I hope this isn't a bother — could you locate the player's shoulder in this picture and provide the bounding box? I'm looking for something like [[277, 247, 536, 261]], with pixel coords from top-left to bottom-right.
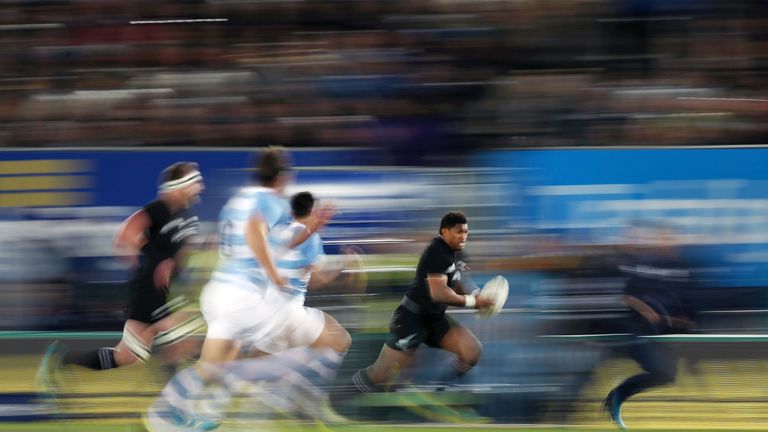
[[226, 187, 278, 211], [251, 187, 290, 211], [143, 199, 170, 221], [423, 236, 450, 255], [143, 199, 165, 212], [418, 237, 452, 268], [288, 221, 322, 246]]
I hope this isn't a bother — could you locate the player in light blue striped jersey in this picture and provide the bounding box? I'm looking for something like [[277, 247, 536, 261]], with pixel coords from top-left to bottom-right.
[[150, 148, 349, 431], [273, 191, 326, 299]]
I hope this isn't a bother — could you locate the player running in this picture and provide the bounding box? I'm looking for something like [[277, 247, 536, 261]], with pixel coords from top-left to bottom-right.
[[38, 162, 205, 390], [151, 149, 347, 430], [345, 211, 494, 421]]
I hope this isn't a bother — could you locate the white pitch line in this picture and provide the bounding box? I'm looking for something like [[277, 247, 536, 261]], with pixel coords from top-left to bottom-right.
[[130, 18, 228, 25], [677, 97, 768, 102]]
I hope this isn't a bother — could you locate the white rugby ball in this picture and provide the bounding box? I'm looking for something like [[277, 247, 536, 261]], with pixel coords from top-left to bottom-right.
[[476, 275, 509, 319]]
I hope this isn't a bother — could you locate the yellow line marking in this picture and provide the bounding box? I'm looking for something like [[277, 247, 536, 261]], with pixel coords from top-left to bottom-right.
[[0, 159, 91, 175], [0, 191, 90, 207], [0, 175, 91, 191]]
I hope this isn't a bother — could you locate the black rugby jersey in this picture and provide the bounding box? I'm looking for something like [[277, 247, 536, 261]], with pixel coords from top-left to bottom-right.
[[620, 254, 692, 324], [134, 200, 198, 284], [405, 236, 468, 317]]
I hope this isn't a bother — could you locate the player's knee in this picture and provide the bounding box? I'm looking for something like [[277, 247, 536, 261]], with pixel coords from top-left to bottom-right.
[[319, 315, 352, 353], [644, 356, 677, 384], [333, 327, 352, 353], [123, 328, 152, 364], [458, 339, 483, 366], [154, 315, 206, 350], [656, 366, 677, 385], [114, 347, 146, 366]]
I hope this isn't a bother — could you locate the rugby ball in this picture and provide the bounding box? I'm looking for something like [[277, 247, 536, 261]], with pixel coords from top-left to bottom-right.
[[476, 275, 509, 319]]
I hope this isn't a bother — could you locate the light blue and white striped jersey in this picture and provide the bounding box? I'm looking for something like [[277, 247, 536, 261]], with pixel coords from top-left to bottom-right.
[[213, 186, 291, 290], [274, 221, 325, 300]]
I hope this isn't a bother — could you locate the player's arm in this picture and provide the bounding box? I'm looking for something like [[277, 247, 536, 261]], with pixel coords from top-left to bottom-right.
[[113, 209, 151, 267], [154, 244, 194, 290], [307, 250, 344, 288], [427, 274, 493, 309], [668, 315, 694, 330], [622, 294, 662, 325], [245, 215, 284, 287], [287, 203, 336, 249], [308, 264, 338, 289], [308, 245, 364, 291], [454, 274, 480, 296]]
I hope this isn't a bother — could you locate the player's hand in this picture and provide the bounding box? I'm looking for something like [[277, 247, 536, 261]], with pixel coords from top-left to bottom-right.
[[154, 258, 176, 293], [641, 309, 662, 325], [341, 245, 363, 267], [669, 316, 694, 331], [474, 295, 495, 310], [307, 202, 337, 234], [120, 254, 140, 269], [269, 273, 288, 291]]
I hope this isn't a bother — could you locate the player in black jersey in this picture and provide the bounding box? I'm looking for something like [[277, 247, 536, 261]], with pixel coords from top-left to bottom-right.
[[38, 162, 205, 378], [350, 211, 493, 397], [603, 222, 695, 430]]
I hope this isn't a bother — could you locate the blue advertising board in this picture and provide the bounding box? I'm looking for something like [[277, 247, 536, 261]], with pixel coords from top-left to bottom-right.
[[0, 148, 382, 222], [477, 147, 768, 288]]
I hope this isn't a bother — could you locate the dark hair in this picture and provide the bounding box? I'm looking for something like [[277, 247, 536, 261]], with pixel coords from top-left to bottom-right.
[[439, 211, 467, 233], [253, 146, 293, 185], [291, 191, 315, 218], [158, 161, 199, 186]]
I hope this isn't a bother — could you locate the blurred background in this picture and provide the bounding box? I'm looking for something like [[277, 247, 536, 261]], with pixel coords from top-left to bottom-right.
[[1, 0, 768, 430]]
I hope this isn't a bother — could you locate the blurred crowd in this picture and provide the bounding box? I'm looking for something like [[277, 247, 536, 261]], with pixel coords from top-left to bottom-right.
[[0, 0, 765, 160]]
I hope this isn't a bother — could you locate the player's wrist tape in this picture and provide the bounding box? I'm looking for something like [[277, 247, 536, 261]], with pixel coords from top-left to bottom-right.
[[464, 295, 476, 308]]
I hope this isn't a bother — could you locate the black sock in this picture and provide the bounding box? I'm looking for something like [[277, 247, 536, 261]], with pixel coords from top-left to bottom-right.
[[62, 348, 117, 371], [351, 368, 379, 394], [330, 368, 377, 408]]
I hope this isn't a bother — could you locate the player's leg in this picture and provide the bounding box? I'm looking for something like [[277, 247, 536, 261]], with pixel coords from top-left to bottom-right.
[[329, 306, 420, 421], [195, 301, 243, 382], [154, 279, 245, 429], [151, 310, 206, 370], [153, 337, 240, 430], [352, 304, 423, 393], [57, 319, 154, 371], [243, 306, 351, 386], [113, 319, 158, 366], [434, 317, 483, 379], [194, 279, 249, 379], [339, 344, 416, 406], [302, 310, 352, 391], [403, 317, 489, 424], [605, 340, 677, 429], [266, 310, 353, 425], [198, 338, 241, 375], [360, 343, 416, 389], [310, 312, 352, 354], [59, 284, 165, 371], [612, 341, 677, 403]]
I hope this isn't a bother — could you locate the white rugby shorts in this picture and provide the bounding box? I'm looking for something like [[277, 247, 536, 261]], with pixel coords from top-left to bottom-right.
[[200, 277, 325, 354]]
